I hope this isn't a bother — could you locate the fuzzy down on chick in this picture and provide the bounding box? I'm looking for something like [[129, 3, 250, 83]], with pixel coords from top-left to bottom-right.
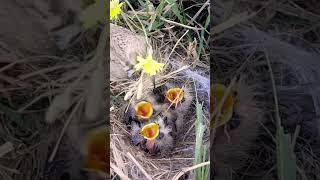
[[123, 83, 193, 156], [124, 83, 193, 125], [211, 77, 265, 180], [126, 111, 176, 156]]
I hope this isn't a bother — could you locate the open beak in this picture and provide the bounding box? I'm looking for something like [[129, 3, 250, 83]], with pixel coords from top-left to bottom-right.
[[135, 101, 153, 120], [165, 88, 184, 104], [84, 127, 109, 175], [140, 122, 160, 140], [211, 84, 235, 129], [140, 122, 160, 154]]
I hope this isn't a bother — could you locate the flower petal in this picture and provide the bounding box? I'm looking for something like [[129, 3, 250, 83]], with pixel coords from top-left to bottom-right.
[[134, 53, 164, 75]]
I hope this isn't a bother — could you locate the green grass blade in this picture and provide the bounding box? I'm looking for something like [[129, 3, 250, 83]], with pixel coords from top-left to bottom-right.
[[266, 47, 297, 180], [148, 0, 166, 31], [198, 15, 210, 57], [277, 126, 297, 180], [165, 0, 185, 24], [194, 101, 209, 180]]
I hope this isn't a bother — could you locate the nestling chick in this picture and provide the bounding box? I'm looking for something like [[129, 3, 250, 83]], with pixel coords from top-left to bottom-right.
[[153, 83, 193, 132], [151, 111, 177, 156], [123, 83, 193, 132], [211, 77, 264, 179], [126, 111, 176, 157], [81, 126, 109, 178], [123, 86, 168, 124], [44, 124, 109, 180], [123, 83, 193, 157]]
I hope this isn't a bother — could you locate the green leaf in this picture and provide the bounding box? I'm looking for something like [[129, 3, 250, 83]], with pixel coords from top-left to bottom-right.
[[163, 0, 184, 23], [198, 15, 210, 57], [277, 126, 297, 180], [194, 101, 209, 180], [149, 21, 165, 32], [148, 0, 166, 31], [79, 0, 106, 29]]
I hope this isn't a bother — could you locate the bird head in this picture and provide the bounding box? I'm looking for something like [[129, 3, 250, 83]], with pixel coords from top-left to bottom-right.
[[135, 101, 154, 120], [165, 87, 185, 105], [82, 127, 109, 177], [211, 84, 235, 129], [139, 122, 160, 154], [140, 122, 160, 140]]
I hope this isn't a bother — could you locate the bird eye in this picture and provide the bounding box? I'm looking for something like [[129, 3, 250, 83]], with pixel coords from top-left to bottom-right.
[[155, 122, 160, 127], [158, 132, 164, 139]]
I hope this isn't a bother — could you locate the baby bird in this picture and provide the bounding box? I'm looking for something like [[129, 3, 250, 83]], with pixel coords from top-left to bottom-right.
[[123, 83, 193, 156], [81, 126, 109, 178], [152, 83, 193, 132], [126, 111, 177, 156], [211, 77, 264, 179], [123, 85, 168, 127], [152, 111, 177, 156]]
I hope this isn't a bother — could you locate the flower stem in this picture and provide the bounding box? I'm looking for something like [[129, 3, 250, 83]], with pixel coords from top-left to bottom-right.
[[152, 76, 156, 90]]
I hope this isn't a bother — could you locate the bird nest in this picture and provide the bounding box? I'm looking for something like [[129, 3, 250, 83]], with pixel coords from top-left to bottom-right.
[[110, 60, 210, 179]]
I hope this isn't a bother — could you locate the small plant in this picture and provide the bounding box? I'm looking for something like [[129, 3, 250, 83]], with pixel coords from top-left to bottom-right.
[[110, 0, 124, 21], [134, 48, 165, 99], [135, 53, 164, 76], [194, 94, 209, 180]]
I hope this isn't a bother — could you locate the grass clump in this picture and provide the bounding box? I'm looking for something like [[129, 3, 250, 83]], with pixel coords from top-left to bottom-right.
[[194, 98, 210, 180]]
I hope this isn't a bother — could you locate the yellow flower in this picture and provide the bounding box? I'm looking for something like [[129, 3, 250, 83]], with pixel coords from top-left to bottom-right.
[[110, 0, 123, 21], [135, 54, 164, 76]]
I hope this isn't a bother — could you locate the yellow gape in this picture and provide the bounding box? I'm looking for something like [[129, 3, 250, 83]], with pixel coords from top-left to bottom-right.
[[85, 127, 109, 175], [140, 122, 160, 140], [211, 84, 235, 129], [166, 88, 185, 104], [135, 101, 154, 120]]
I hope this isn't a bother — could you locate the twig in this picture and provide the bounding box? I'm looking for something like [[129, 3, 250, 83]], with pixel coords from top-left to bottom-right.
[[164, 79, 189, 112], [165, 29, 189, 65], [292, 125, 301, 149], [110, 162, 131, 180], [160, 17, 204, 30], [172, 161, 210, 180], [123, 0, 150, 48], [212, 11, 255, 35], [188, 0, 210, 25], [264, 48, 281, 128], [48, 98, 83, 162], [0, 163, 20, 174], [127, 152, 152, 180], [0, 142, 14, 158]]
